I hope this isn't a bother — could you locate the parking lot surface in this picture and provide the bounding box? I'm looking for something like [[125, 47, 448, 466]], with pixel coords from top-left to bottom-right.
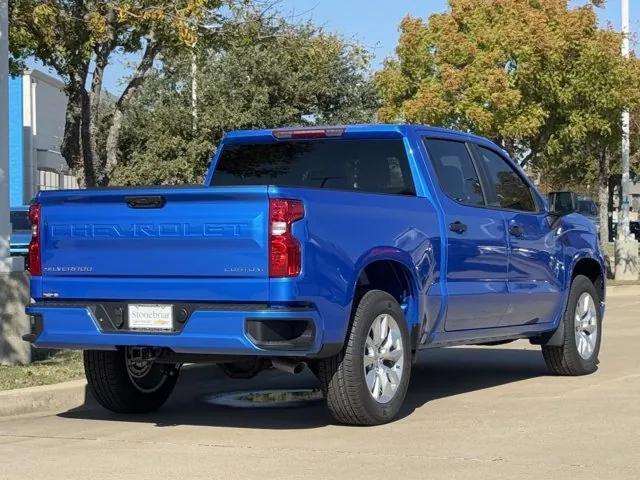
[[0, 286, 638, 480]]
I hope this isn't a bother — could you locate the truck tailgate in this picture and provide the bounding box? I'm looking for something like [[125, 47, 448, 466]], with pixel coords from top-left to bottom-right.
[[37, 186, 269, 299]]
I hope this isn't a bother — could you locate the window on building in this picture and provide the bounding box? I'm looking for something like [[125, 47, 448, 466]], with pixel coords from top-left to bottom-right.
[[62, 174, 79, 189], [9, 210, 30, 231], [38, 169, 59, 191]]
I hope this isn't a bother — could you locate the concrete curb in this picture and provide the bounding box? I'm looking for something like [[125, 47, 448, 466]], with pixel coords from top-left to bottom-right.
[[0, 379, 92, 418], [607, 284, 639, 296], [608, 280, 640, 286]]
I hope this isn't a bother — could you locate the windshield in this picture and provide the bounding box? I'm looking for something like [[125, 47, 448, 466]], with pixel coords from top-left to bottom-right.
[[211, 139, 416, 196], [577, 200, 598, 217]]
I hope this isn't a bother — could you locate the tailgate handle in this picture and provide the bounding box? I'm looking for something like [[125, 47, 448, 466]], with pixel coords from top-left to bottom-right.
[[125, 195, 166, 209]]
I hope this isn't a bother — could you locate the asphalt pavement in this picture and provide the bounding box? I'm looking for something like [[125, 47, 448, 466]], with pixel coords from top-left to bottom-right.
[[0, 286, 638, 479]]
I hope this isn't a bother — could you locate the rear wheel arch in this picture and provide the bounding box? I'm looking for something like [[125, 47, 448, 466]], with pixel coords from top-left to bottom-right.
[[349, 256, 422, 348], [310, 256, 422, 377]]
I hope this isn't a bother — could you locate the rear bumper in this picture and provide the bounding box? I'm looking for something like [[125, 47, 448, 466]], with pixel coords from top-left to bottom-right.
[[25, 302, 338, 358]]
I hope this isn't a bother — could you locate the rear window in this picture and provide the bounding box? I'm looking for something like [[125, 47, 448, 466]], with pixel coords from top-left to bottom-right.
[[10, 210, 30, 231], [211, 139, 416, 195]]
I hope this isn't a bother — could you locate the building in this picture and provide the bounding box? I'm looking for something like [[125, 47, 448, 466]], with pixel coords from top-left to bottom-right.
[[9, 69, 77, 207]]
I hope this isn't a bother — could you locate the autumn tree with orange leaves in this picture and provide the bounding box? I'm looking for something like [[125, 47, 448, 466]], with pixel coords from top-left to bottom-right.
[[377, 0, 640, 241]]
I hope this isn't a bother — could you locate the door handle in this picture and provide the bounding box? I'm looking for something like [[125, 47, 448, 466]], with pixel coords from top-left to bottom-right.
[[449, 221, 468, 234], [509, 225, 525, 237], [125, 195, 166, 209]]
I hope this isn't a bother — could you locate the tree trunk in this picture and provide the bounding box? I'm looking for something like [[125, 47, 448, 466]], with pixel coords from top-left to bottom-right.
[[90, 37, 116, 184], [598, 150, 610, 244], [60, 83, 83, 181], [617, 175, 624, 222], [104, 38, 159, 185], [89, 53, 107, 176], [80, 89, 97, 187], [60, 70, 96, 188]]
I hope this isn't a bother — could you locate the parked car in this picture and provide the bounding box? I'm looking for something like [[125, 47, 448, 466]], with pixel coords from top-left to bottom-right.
[[549, 192, 600, 232], [576, 195, 600, 229], [611, 220, 640, 241], [9, 206, 31, 256], [23, 125, 605, 425]]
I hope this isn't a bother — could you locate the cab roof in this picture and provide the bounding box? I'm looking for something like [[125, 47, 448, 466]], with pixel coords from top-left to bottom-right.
[[223, 124, 505, 154]]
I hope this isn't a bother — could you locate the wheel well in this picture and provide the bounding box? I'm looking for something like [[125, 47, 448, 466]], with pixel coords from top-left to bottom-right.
[[356, 260, 415, 315], [573, 258, 604, 300]]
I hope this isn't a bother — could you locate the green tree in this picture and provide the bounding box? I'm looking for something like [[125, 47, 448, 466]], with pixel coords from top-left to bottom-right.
[[111, 10, 378, 185], [9, 0, 225, 186], [376, 0, 640, 241]]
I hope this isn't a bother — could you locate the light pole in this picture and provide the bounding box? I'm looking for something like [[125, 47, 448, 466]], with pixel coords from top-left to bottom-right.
[[615, 0, 639, 280], [620, 0, 631, 241], [0, 0, 16, 273], [1, 0, 28, 366]]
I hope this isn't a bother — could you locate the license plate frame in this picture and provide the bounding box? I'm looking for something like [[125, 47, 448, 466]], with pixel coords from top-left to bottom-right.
[[127, 304, 174, 332]]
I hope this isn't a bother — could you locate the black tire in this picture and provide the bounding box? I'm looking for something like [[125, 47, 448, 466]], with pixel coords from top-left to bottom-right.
[[317, 290, 412, 426], [542, 275, 602, 376], [84, 349, 179, 414]]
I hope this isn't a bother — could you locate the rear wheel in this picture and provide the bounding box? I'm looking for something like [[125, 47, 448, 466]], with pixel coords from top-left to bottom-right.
[[317, 290, 412, 425], [84, 348, 179, 413], [542, 275, 602, 376]]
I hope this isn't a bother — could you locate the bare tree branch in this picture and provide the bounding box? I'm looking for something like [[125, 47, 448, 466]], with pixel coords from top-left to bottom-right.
[[103, 36, 160, 184]]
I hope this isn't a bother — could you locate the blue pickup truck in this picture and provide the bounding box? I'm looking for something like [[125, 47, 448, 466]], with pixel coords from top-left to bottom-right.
[[24, 125, 605, 425]]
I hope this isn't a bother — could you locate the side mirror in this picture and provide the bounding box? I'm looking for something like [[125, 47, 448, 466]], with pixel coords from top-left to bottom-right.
[[547, 191, 578, 229], [548, 191, 578, 216]]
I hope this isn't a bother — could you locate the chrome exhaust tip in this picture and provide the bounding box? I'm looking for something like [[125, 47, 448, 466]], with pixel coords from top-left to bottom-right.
[[271, 358, 306, 375]]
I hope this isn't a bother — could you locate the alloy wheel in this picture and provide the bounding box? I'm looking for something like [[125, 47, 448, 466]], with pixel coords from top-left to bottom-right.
[[363, 313, 405, 403], [574, 292, 598, 360]]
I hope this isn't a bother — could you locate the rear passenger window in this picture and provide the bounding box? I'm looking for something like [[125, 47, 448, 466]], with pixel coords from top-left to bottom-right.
[[423, 139, 484, 206], [476, 147, 537, 212], [212, 139, 416, 196]]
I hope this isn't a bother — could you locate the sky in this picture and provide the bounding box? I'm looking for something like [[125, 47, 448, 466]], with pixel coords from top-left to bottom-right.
[[27, 0, 640, 96], [277, 0, 633, 66]]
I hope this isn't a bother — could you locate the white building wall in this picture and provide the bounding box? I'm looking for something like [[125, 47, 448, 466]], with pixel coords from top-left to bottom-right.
[[21, 69, 76, 203]]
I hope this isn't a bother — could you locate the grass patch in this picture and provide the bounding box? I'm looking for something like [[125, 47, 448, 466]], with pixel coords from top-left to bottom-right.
[[0, 350, 84, 391]]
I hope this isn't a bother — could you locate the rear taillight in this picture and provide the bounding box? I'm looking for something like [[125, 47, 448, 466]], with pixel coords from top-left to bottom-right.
[[26, 203, 42, 276], [269, 199, 304, 278]]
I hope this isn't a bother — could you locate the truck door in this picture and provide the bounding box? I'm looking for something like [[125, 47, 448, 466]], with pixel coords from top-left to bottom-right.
[[422, 138, 510, 331], [470, 145, 563, 326]]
